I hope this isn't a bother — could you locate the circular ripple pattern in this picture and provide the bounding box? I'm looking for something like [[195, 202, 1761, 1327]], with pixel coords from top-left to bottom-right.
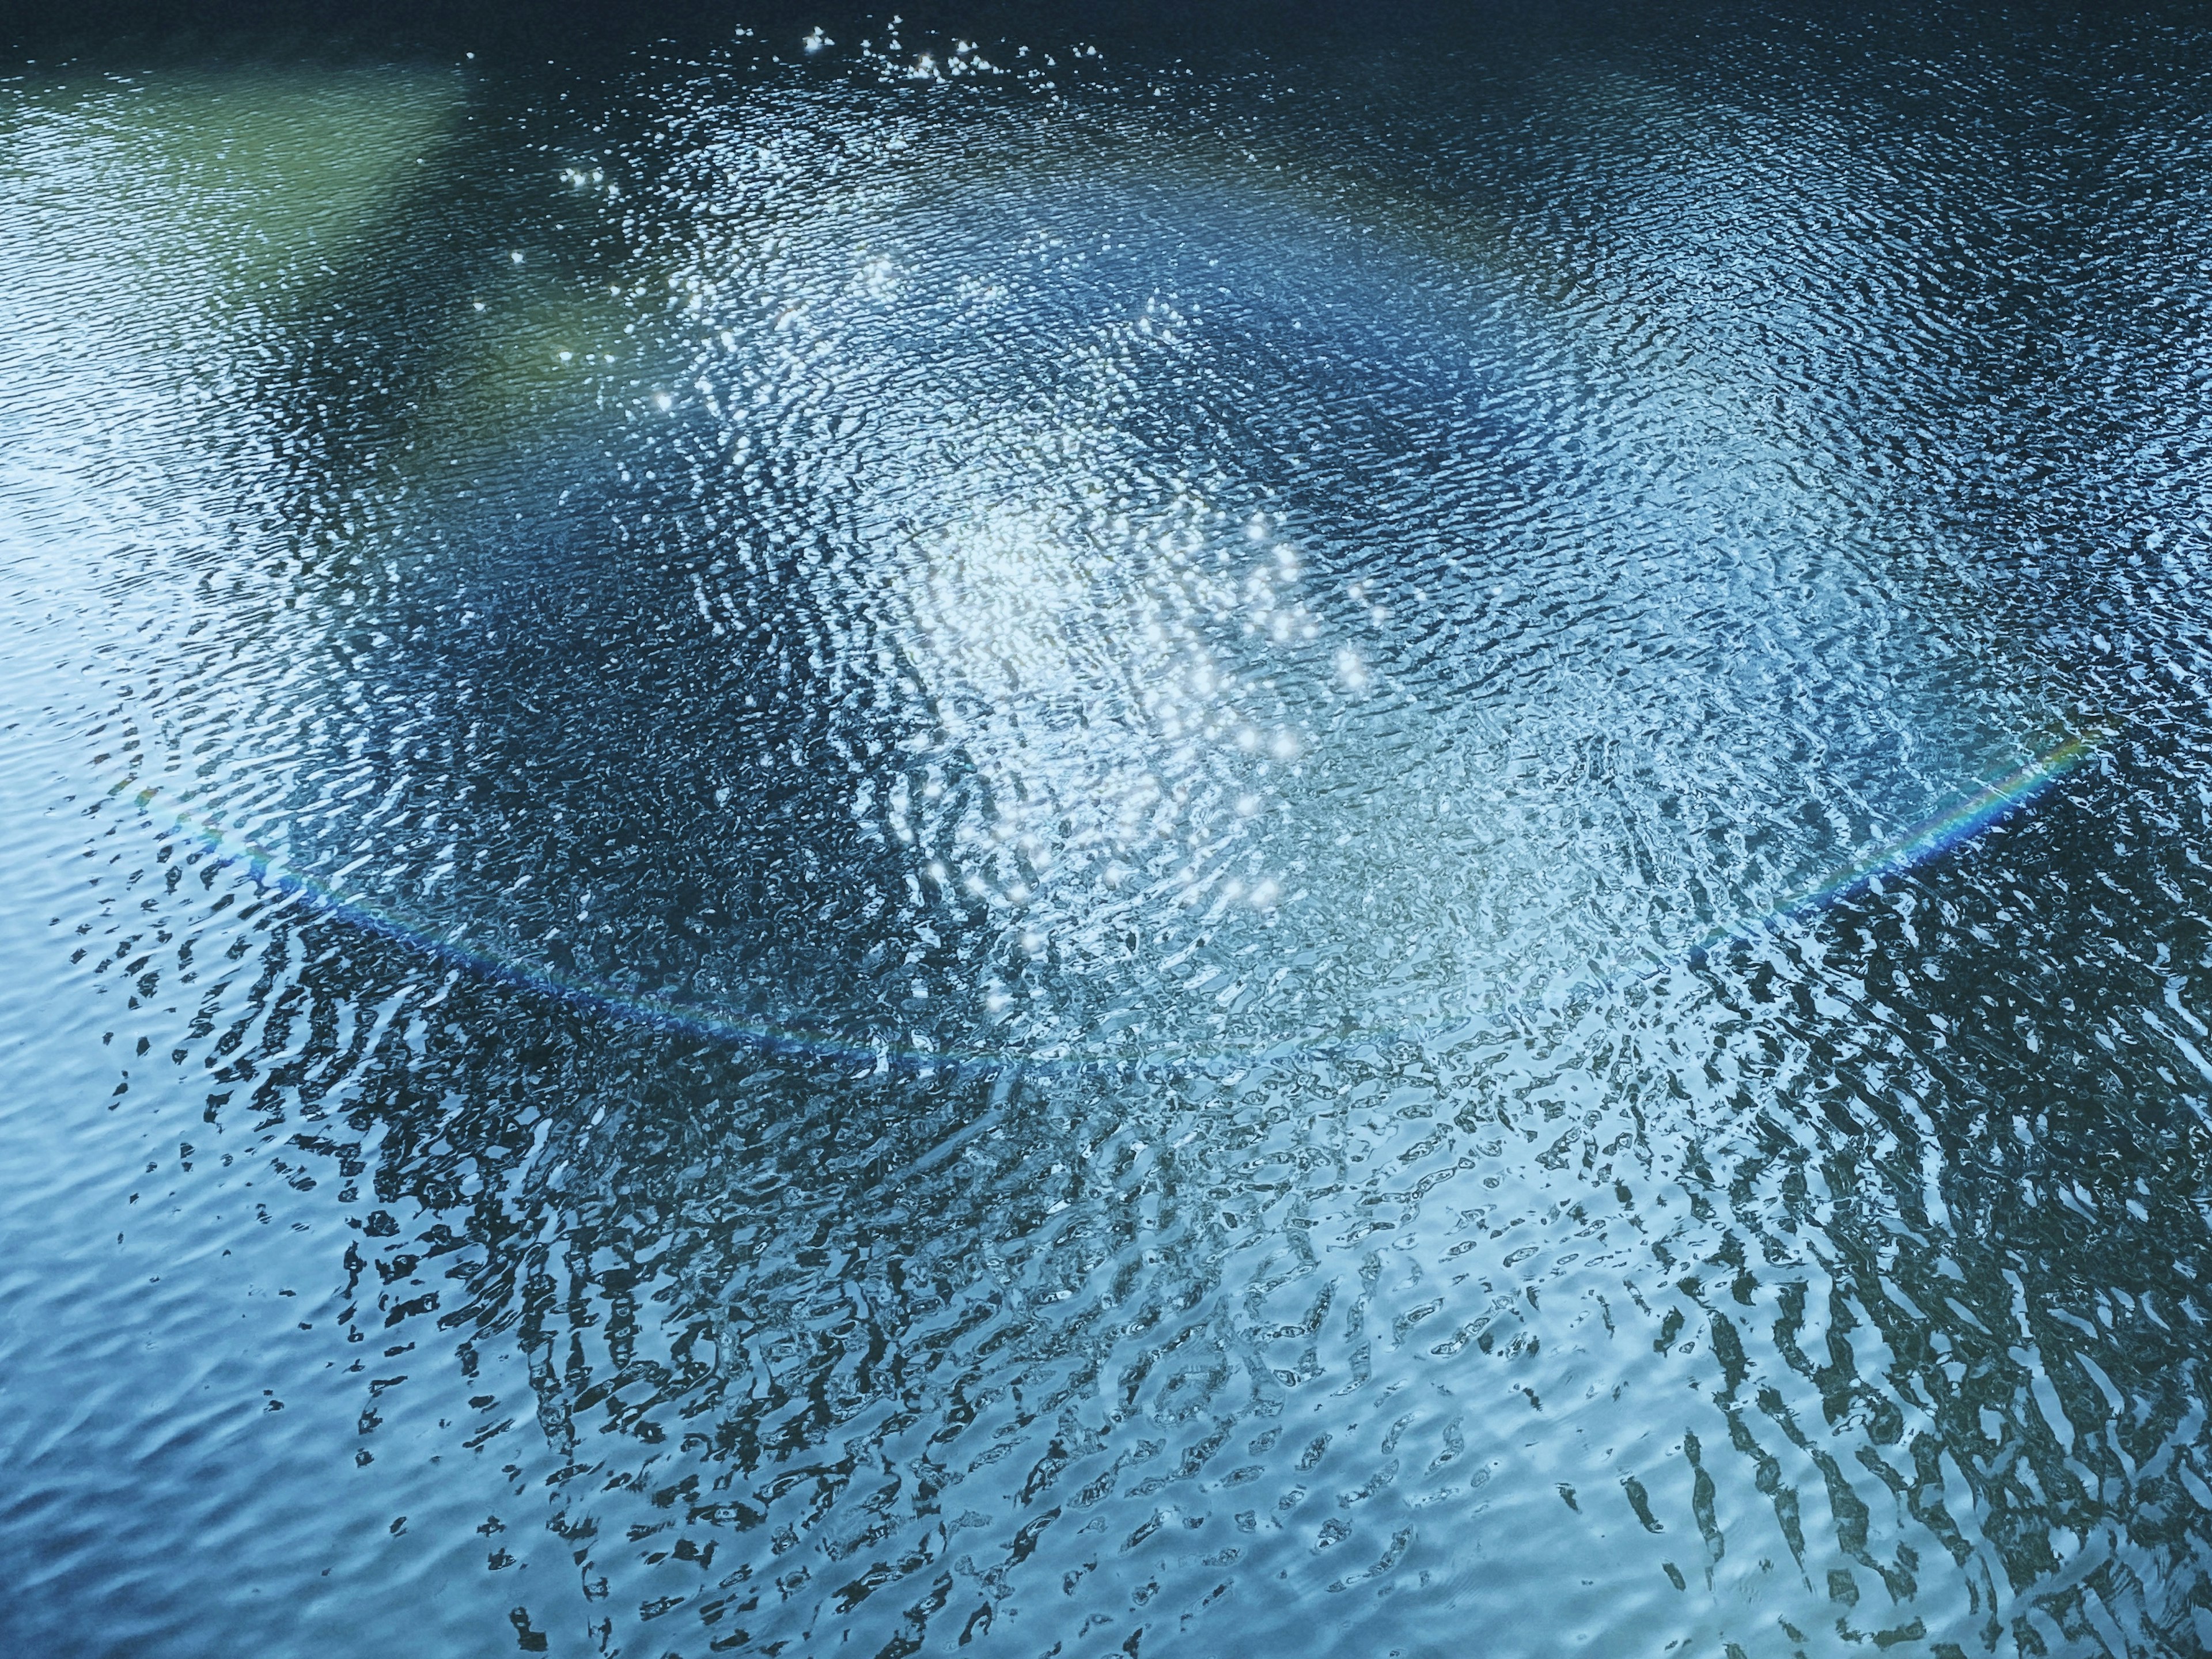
[[5, 6, 2212, 1657]]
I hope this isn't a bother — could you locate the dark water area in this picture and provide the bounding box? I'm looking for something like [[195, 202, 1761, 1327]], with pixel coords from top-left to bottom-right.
[[5, 2, 2212, 1654]]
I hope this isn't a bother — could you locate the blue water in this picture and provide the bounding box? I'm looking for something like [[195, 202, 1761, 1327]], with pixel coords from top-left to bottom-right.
[[4, 5, 2211, 1655]]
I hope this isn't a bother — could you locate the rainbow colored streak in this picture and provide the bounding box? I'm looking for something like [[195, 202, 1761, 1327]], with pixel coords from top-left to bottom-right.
[[1679, 726, 2104, 968], [116, 726, 2104, 1076]]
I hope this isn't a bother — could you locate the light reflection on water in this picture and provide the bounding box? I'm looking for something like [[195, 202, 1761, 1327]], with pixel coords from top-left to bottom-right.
[[3, 7, 2211, 1657]]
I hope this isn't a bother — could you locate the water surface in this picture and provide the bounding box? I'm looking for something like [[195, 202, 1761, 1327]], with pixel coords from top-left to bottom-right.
[[6, 5, 2212, 1656]]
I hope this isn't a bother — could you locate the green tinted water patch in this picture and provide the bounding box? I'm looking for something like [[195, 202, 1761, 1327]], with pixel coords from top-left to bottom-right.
[[0, 62, 465, 558], [0, 65, 461, 316], [0, 60, 647, 508]]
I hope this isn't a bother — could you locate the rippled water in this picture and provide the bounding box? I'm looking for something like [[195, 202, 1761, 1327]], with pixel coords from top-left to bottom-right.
[[7, 3, 2212, 1654]]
